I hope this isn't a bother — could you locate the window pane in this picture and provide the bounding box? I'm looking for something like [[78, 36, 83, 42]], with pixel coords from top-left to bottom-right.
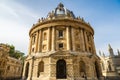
[[59, 43, 63, 48], [59, 30, 63, 37], [44, 33, 47, 40]]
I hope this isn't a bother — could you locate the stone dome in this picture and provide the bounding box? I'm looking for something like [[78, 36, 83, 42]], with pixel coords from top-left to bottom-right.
[[47, 3, 75, 18]]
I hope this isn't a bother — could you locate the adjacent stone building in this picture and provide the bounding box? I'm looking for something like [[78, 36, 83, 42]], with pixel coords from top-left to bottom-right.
[[0, 43, 23, 79], [99, 44, 120, 80], [22, 3, 103, 80]]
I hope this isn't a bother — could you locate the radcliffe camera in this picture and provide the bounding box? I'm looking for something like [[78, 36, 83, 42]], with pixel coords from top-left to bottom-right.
[[0, 1, 120, 80]]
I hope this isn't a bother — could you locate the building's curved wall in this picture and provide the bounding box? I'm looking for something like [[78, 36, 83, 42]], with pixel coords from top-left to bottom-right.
[[28, 19, 96, 55]]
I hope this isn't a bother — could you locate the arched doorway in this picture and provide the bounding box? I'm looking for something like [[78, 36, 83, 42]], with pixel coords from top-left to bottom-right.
[[79, 61, 86, 77], [37, 61, 44, 77], [25, 62, 29, 79], [107, 61, 112, 71], [95, 61, 100, 78], [56, 59, 66, 79]]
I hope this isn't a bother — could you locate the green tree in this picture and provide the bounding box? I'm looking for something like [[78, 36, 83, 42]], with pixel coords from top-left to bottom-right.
[[9, 45, 15, 57], [7, 44, 25, 61]]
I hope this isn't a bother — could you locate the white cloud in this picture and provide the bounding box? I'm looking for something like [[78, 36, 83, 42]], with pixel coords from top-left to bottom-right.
[[0, 0, 40, 54]]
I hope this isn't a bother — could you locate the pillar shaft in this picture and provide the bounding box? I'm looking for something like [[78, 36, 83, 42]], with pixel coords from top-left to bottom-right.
[[80, 29, 85, 51], [38, 29, 42, 52], [35, 31, 39, 53], [66, 26, 71, 50], [51, 27, 55, 51], [71, 27, 75, 51], [84, 30, 89, 51], [91, 35, 96, 54], [28, 36, 32, 54], [22, 62, 27, 79], [47, 27, 51, 51]]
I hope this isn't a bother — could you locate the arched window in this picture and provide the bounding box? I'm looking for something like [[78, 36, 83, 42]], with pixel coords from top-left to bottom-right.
[[37, 61, 44, 77], [79, 61, 86, 77], [95, 61, 100, 78], [32, 35, 36, 44], [25, 62, 29, 79], [7, 66, 10, 70], [101, 62, 105, 70], [42, 45, 47, 50], [107, 61, 112, 71], [43, 33, 47, 40], [89, 47, 92, 52], [76, 44, 80, 51], [87, 33, 91, 42], [32, 48, 34, 52]]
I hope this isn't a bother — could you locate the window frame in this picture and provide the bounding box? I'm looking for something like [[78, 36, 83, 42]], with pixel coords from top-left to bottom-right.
[[59, 43, 63, 49], [58, 30, 63, 38]]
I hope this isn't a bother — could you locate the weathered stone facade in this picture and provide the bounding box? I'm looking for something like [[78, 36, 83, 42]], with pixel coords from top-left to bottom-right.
[[99, 44, 120, 80], [0, 43, 23, 80], [22, 3, 103, 80]]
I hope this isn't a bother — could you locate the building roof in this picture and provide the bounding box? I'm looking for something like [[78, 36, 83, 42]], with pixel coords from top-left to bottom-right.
[[47, 3, 75, 18]]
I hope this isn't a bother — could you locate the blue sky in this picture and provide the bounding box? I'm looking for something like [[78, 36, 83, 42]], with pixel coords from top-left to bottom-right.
[[0, 0, 120, 56]]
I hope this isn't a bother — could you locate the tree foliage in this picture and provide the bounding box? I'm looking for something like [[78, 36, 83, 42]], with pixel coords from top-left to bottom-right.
[[7, 44, 25, 61]]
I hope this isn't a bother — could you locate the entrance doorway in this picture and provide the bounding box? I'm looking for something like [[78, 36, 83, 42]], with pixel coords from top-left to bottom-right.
[[56, 59, 67, 79], [25, 62, 29, 79], [95, 61, 100, 78]]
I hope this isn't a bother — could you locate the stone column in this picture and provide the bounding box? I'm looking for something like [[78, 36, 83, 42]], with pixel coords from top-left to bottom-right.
[[84, 30, 89, 51], [35, 31, 39, 53], [80, 29, 85, 51], [67, 63, 74, 79], [22, 62, 27, 79], [30, 57, 34, 80], [66, 26, 71, 50], [38, 29, 42, 52], [71, 27, 76, 51], [28, 36, 32, 54], [91, 35, 96, 54], [51, 27, 55, 51], [47, 27, 51, 51], [32, 60, 38, 78], [49, 58, 56, 79]]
